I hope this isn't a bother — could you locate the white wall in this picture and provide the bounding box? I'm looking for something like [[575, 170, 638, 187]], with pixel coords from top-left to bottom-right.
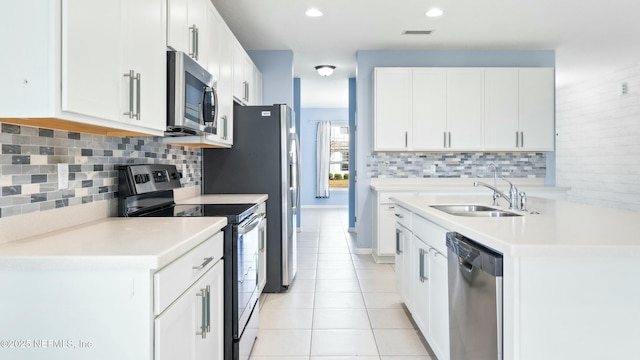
[[556, 64, 640, 211]]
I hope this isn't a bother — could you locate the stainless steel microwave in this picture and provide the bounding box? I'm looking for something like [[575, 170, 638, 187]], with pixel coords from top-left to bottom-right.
[[166, 51, 218, 136]]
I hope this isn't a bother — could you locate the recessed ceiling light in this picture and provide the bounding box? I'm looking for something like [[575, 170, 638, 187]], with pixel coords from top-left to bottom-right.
[[426, 8, 444, 17], [305, 8, 323, 17]]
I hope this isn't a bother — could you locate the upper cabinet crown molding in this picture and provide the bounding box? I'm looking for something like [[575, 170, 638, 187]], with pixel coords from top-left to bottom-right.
[[373, 67, 555, 152]]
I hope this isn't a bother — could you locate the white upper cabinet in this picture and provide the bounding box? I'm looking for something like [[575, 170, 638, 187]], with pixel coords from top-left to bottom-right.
[[412, 68, 447, 150], [446, 68, 484, 150], [2, 0, 167, 135], [167, 0, 208, 67], [233, 40, 260, 105], [484, 67, 555, 151], [374, 68, 412, 151], [62, 0, 123, 123], [121, 0, 167, 131], [519, 68, 555, 150], [373, 67, 555, 152], [484, 68, 520, 149]]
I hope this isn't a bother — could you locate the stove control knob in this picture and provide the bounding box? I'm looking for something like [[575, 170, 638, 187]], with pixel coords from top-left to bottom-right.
[[134, 174, 150, 184]]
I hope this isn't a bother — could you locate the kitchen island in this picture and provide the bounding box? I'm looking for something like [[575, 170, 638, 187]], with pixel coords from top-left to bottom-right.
[[391, 194, 640, 360]]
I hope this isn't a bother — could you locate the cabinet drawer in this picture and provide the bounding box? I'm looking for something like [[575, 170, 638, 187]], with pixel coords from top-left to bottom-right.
[[413, 215, 447, 255], [154, 232, 224, 315]]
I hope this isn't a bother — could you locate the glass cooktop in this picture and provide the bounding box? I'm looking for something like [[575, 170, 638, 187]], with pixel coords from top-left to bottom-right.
[[141, 203, 257, 224]]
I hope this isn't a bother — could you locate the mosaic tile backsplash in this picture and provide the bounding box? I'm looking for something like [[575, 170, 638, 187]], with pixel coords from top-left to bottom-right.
[[0, 123, 201, 218], [367, 152, 547, 178]]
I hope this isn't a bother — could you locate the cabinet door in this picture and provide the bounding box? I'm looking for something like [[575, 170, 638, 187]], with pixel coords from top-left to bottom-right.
[[62, 0, 122, 121], [411, 236, 429, 335], [217, 23, 235, 145], [378, 204, 398, 257], [156, 261, 223, 360], [395, 224, 412, 309], [447, 68, 483, 149], [206, 3, 221, 79], [195, 261, 224, 360], [412, 68, 447, 150], [252, 65, 263, 106], [121, 0, 166, 131], [374, 68, 411, 150], [519, 68, 555, 151], [167, 0, 188, 52], [258, 220, 267, 293], [187, 0, 207, 66], [484, 68, 519, 150], [233, 40, 248, 103], [429, 249, 450, 360]]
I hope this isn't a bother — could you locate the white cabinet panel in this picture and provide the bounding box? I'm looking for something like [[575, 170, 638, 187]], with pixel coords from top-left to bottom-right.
[[155, 261, 223, 360], [62, 0, 122, 122], [409, 214, 450, 360], [167, 0, 207, 66], [484, 67, 555, 151], [447, 68, 483, 149], [412, 68, 447, 150], [378, 204, 399, 257], [411, 235, 430, 333], [519, 68, 555, 151], [62, 0, 165, 132], [428, 249, 450, 360], [121, 0, 166, 131], [374, 68, 412, 150], [484, 68, 519, 149]]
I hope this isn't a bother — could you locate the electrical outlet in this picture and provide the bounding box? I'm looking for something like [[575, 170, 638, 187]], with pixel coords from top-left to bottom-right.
[[57, 163, 69, 189], [622, 82, 629, 95], [182, 164, 188, 179]]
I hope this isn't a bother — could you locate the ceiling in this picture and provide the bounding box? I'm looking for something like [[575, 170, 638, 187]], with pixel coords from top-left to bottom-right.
[[211, 0, 640, 108]]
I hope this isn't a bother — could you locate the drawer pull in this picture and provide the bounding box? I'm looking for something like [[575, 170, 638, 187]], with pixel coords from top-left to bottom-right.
[[394, 213, 404, 219], [193, 257, 214, 271]]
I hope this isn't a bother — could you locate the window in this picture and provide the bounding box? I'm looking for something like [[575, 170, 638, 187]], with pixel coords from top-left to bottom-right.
[[329, 125, 349, 188]]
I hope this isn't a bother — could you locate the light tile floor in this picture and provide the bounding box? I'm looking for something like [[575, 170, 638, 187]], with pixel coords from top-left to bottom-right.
[[250, 208, 435, 360]]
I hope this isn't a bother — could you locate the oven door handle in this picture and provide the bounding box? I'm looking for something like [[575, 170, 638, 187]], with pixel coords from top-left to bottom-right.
[[238, 214, 264, 235]]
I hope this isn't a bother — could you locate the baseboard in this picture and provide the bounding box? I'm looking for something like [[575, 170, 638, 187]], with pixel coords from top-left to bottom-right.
[[354, 247, 373, 255], [301, 205, 348, 209]]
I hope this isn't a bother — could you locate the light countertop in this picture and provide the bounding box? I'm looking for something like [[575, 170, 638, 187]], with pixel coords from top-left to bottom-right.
[[179, 194, 268, 205], [391, 195, 640, 257], [0, 217, 227, 269]]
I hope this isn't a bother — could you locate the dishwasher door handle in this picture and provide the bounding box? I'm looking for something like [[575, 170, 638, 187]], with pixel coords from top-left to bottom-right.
[[458, 257, 474, 272]]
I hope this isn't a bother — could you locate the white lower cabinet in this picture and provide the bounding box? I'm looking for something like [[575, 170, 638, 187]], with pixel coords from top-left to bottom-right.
[[258, 202, 268, 293], [155, 259, 223, 360], [375, 191, 415, 263], [395, 221, 413, 308], [397, 213, 450, 360], [0, 232, 224, 360]]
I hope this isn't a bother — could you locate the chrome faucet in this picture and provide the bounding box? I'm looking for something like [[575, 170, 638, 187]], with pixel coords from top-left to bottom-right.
[[487, 163, 499, 206], [474, 176, 520, 210]]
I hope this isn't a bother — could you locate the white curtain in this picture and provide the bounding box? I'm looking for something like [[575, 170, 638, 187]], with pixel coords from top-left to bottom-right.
[[316, 121, 331, 198]]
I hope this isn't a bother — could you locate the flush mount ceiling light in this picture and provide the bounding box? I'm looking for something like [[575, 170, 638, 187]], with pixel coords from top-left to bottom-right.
[[315, 65, 336, 77], [426, 8, 444, 17], [305, 8, 323, 17]]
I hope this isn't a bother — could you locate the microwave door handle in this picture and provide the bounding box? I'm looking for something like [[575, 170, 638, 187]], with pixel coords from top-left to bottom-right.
[[212, 86, 218, 130]]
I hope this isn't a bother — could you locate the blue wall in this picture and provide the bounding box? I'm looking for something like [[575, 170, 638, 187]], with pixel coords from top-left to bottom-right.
[[247, 50, 294, 107], [300, 108, 350, 207], [354, 49, 556, 251]]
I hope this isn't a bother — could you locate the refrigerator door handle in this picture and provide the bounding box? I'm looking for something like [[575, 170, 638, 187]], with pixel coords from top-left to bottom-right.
[[291, 133, 301, 214]]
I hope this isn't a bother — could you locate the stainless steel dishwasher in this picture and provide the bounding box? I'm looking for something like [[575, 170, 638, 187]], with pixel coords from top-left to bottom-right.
[[446, 232, 503, 360]]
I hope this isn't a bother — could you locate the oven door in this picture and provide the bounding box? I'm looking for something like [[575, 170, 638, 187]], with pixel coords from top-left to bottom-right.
[[235, 213, 263, 339]]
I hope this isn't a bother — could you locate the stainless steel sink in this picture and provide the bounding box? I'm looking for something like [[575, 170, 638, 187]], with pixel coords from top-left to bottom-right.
[[430, 204, 523, 217]]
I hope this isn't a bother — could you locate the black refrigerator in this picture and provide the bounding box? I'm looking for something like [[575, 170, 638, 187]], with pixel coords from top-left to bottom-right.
[[203, 104, 300, 293]]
